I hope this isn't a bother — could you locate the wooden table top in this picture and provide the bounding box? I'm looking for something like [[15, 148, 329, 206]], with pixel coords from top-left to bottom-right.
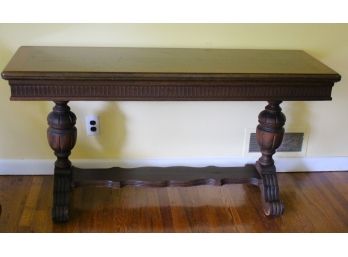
[[1, 46, 341, 101], [2, 46, 340, 79]]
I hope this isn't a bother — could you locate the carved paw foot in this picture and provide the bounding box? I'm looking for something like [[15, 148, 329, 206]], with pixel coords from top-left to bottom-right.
[[262, 172, 280, 202], [263, 200, 284, 217], [52, 206, 69, 223], [52, 171, 71, 223], [256, 162, 284, 217]]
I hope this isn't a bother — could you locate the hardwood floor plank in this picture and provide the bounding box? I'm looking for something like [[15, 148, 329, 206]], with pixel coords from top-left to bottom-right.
[[288, 173, 347, 232], [167, 188, 192, 232], [18, 177, 43, 230], [0, 176, 34, 232], [0, 172, 347, 232]]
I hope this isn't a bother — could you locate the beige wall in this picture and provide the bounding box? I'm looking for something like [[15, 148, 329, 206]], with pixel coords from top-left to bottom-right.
[[0, 24, 347, 160]]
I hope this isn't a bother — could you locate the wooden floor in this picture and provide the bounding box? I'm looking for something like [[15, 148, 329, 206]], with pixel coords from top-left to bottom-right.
[[0, 172, 347, 232]]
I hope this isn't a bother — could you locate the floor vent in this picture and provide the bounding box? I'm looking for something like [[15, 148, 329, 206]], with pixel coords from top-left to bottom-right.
[[249, 132, 304, 152]]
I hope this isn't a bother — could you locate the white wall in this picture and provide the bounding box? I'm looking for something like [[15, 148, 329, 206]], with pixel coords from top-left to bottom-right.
[[0, 24, 347, 172]]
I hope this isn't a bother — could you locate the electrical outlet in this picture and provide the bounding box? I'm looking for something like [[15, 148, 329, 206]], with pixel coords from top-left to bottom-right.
[[85, 115, 100, 136]]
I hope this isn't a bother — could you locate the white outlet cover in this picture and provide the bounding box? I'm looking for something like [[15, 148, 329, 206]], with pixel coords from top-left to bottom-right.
[[85, 115, 100, 136]]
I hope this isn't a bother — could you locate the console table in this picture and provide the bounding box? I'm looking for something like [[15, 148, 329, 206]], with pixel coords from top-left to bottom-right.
[[1, 46, 341, 223]]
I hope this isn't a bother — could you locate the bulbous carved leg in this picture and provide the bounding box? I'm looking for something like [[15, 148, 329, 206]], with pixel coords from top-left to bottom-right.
[[47, 101, 77, 223], [256, 101, 285, 216]]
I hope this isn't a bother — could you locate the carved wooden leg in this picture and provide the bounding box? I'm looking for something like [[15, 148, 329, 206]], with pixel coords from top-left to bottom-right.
[[256, 101, 285, 216], [47, 101, 77, 222]]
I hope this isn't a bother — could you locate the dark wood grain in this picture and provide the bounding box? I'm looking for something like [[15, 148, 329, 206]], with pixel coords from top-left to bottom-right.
[[72, 165, 261, 188], [2, 47, 340, 77], [0, 46, 343, 223], [256, 101, 286, 216], [47, 101, 77, 222], [0, 172, 347, 232], [1, 47, 341, 101]]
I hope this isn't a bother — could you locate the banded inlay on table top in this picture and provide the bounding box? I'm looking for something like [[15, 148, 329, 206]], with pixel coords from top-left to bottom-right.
[[1, 46, 341, 101]]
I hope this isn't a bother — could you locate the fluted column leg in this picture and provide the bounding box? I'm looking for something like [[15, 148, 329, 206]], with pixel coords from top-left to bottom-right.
[[256, 101, 285, 216], [47, 101, 77, 222]]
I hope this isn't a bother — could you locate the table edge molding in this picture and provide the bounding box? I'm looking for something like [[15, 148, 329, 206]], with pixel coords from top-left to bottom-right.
[[8, 79, 335, 101]]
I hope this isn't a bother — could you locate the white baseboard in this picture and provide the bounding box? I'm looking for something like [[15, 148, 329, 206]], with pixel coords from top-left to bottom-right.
[[0, 156, 347, 175]]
